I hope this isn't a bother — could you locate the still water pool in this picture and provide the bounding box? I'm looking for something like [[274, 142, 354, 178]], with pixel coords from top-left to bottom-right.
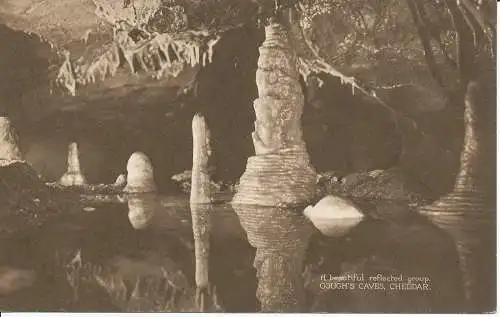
[[0, 193, 469, 312]]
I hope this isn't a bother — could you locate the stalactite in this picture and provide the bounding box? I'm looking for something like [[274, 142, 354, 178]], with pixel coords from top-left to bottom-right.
[[55, 30, 221, 95]]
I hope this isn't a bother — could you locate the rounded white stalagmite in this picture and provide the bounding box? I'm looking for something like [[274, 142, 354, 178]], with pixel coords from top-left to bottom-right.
[[123, 152, 157, 193], [59, 142, 87, 186], [0, 117, 23, 165]]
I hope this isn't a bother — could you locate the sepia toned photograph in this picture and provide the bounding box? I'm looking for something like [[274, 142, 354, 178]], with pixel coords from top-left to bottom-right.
[[0, 0, 496, 313]]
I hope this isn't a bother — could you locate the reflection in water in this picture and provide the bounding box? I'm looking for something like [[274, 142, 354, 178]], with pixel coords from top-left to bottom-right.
[[127, 194, 158, 230], [0, 192, 489, 313], [232, 204, 313, 312], [421, 207, 496, 312], [190, 202, 215, 312]]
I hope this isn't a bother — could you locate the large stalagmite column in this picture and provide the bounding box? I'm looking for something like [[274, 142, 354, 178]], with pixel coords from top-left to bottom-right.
[[0, 117, 23, 165], [232, 23, 316, 312], [59, 142, 87, 186], [232, 23, 317, 207]]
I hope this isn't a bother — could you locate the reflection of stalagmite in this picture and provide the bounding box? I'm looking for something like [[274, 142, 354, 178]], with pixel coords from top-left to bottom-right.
[[59, 142, 87, 186], [0, 117, 23, 166], [191, 113, 212, 204], [234, 205, 313, 312], [190, 203, 212, 312], [232, 23, 316, 312], [190, 113, 213, 311], [123, 152, 157, 193], [127, 194, 157, 230]]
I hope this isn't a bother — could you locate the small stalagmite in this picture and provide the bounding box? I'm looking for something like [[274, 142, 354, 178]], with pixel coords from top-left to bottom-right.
[[123, 152, 157, 193], [0, 117, 23, 166], [59, 142, 87, 186], [114, 174, 127, 187]]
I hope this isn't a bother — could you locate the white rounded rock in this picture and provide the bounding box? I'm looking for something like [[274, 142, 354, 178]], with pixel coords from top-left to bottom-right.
[[123, 152, 157, 193], [304, 195, 364, 238]]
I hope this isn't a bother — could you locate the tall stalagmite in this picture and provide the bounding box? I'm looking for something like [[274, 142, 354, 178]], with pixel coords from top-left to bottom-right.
[[191, 113, 212, 204], [232, 23, 316, 312], [232, 23, 317, 207], [59, 142, 87, 186], [0, 117, 23, 166]]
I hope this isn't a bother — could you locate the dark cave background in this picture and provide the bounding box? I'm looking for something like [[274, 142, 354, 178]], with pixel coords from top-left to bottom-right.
[[0, 23, 465, 198]]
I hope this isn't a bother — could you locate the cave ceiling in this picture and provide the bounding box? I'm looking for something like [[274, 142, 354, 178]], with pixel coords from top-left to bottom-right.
[[0, 0, 454, 125], [0, 0, 247, 121]]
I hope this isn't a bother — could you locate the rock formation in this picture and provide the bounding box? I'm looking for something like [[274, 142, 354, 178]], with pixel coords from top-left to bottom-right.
[[123, 152, 157, 193], [190, 113, 214, 311], [59, 142, 87, 186], [231, 23, 316, 312], [232, 22, 317, 207], [114, 174, 127, 187], [190, 113, 212, 204], [304, 195, 364, 238], [0, 116, 23, 166]]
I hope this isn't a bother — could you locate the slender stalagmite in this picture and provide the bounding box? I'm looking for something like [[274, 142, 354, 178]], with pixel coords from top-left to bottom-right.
[[59, 142, 87, 186], [232, 23, 316, 312], [190, 113, 213, 311], [419, 81, 495, 312], [0, 116, 23, 166]]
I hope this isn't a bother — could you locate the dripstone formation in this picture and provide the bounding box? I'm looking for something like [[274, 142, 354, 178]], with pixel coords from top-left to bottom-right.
[[123, 152, 157, 193], [232, 23, 317, 207], [232, 23, 316, 312], [59, 142, 87, 186]]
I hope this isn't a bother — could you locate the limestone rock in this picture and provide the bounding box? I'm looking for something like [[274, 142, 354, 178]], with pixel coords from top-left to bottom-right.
[[304, 195, 364, 238], [123, 152, 157, 193], [59, 142, 87, 186], [0, 117, 23, 165]]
